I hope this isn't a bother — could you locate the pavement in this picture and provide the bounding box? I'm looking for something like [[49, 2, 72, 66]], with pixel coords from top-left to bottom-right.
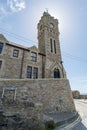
[[72, 99, 87, 130], [54, 99, 87, 130], [47, 112, 77, 124], [46, 111, 81, 130]]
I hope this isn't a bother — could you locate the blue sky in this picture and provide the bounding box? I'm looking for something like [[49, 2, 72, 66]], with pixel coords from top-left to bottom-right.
[[0, 0, 87, 94]]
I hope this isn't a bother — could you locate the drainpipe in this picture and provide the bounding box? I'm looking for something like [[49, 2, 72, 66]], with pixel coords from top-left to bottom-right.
[[20, 49, 25, 79]]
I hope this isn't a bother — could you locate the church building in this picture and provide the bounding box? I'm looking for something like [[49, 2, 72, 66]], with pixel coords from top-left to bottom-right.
[[0, 12, 76, 113], [0, 12, 66, 79]]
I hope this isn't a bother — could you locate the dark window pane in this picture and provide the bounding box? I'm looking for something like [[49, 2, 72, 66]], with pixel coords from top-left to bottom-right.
[[27, 66, 32, 78], [50, 38, 53, 52], [0, 61, 2, 69], [13, 50, 19, 57], [0, 42, 3, 54], [31, 52, 37, 62], [54, 40, 56, 54], [33, 67, 38, 79], [54, 68, 60, 78]]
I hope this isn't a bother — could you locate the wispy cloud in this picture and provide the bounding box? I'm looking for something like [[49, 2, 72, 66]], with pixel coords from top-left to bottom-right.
[[7, 0, 26, 12], [0, 0, 26, 19]]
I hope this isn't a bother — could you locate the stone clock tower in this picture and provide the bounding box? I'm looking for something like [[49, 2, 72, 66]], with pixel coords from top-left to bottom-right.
[[38, 12, 66, 78]]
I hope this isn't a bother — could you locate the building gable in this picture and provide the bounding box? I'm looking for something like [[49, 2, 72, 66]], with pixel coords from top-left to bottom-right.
[[30, 45, 38, 52], [0, 34, 8, 43]]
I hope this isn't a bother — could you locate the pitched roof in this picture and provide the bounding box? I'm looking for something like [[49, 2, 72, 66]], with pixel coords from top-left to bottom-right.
[[29, 45, 38, 51], [0, 34, 29, 51], [0, 34, 8, 42], [8, 41, 29, 51]]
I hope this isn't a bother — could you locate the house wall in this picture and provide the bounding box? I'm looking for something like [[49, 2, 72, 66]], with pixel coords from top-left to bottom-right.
[[0, 43, 43, 79]]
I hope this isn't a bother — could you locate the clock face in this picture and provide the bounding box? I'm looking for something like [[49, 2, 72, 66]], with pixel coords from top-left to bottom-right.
[[50, 23, 54, 28]]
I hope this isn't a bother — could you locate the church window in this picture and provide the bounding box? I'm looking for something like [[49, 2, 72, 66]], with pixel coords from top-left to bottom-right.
[[33, 67, 38, 79], [50, 38, 53, 52], [54, 68, 60, 78], [31, 52, 37, 62], [0, 42, 3, 54], [27, 66, 32, 78], [54, 40, 56, 54], [0, 61, 2, 69], [13, 49, 19, 57]]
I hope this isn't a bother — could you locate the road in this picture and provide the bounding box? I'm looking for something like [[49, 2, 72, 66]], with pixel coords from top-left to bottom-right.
[[70, 99, 87, 130], [55, 99, 87, 130]]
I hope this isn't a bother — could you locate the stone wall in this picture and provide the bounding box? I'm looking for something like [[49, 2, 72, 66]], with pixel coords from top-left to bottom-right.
[[0, 42, 26, 79], [37, 12, 66, 79], [21, 47, 43, 79], [0, 78, 75, 116], [0, 41, 43, 79]]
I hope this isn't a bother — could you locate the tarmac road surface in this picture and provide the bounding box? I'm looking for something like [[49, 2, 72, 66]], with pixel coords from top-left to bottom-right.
[[75, 100, 87, 125], [55, 99, 87, 130], [69, 99, 87, 130]]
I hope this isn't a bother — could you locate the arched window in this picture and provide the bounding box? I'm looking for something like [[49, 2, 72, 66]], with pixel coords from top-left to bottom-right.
[[54, 68, 60, 78]]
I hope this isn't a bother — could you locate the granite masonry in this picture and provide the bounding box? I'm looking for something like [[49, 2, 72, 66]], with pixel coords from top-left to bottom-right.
[[0, 79, 75, 113], [0, 12, 66, 79], [0, 12, 76, 127]]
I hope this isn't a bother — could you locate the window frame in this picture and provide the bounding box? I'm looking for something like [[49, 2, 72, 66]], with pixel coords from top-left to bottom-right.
[[27, 66, 32, 78], [0, 61, 2, 69], [30, 52, 37, 62], [54, 68, 60, 78], [0, 42, 3, 54], [54, 40, 56, 54], [33, 67, 38, 79], [50, 38, 53, 52], [13, 49, 19, 58]]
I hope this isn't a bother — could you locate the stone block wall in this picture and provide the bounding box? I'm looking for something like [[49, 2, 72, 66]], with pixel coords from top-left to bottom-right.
[[0, 79, 75, 116], [0, 42, 43, 79]]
